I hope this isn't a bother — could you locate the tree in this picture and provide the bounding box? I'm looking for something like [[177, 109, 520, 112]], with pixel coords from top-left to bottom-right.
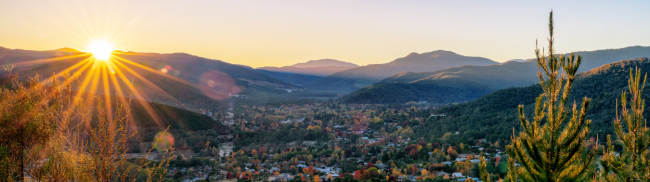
[[353, 170, 363, 180], [174, 171, 183, 179], [382, 152, 390, 162], [506, 11, 597, 181], [0, 72, 77, 180], [408, 149, 418, 160], [601, 68, 650, 181], [0, 70, 173, 181], [479, 156, 491, 182], [441, 132, 453, 143], [446, 147, 458, 160]]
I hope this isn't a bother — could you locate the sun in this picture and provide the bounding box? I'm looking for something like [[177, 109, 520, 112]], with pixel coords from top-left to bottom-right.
[[87, 40, 115, 60]]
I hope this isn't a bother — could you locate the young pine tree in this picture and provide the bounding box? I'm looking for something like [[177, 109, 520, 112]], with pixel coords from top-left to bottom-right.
[[601, 68, 650, 181], [506, 11, 597, 181], [479, 156, 491, 182]]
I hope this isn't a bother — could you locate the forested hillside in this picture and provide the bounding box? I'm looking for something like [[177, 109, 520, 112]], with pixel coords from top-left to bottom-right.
[[344, 46, 650, 104], [418, 57, 650, 143], [340, 77, 491, 104], [255, 69, 323, 86]]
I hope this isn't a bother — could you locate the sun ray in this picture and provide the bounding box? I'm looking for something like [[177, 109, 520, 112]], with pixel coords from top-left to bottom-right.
[[101, 61, 113, 121], [67, 60, 100, 116], [10, 54, 91, 67], [40, 57, 93, 84], [107, 60, 136, 128], [83, 61, 103, 116], [112, 55, 199, 89], [55, 58, 96, 121], [112, 63, 163, 127], [110, 57, 184, 105]]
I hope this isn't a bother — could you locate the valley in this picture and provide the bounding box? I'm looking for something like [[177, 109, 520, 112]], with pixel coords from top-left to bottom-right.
[[2, 4, 650, 181]]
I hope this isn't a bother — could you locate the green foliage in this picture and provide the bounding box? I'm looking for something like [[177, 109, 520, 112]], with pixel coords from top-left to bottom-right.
[[601, 68, 650, 181], [507, 11, 596, 181], [479, 156, 491, 182], [341, 78, 491, 104]]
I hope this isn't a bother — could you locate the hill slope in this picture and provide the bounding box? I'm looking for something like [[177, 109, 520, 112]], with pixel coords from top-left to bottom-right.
[[306, 50, 498, 91], [0, 47, 296, 110], [255, 69, 324, 86], [0, 75, 222, 131], [340, 78, 491, 104], [256, 59, 358, 86], [344, 46, 650, 104], [417, 57, 650, 143]]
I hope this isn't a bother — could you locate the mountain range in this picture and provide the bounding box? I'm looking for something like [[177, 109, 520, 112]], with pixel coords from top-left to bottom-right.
[[304, 50, 499, 91], [255, 59, 358, 86], [257, 59, 358, 76], [0, 46, 296, 111], [426, 57, 650, 142], [342, 46, 650, 103]]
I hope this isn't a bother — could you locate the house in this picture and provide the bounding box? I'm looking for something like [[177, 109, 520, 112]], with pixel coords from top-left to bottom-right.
[[433, 171, 450, 177], [317, 166, 333, 173], [452, 172, 463, 178], [470, 159, 485, 163], [326, 172, 339, 180], [407, 175, 418, 181], [272, 174, 294, 182], [375, 163, 388, 169]]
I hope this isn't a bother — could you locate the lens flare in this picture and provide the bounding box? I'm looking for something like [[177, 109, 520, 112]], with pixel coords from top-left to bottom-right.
[[153, 131, 174, 151], [199, 70, 240, 100]]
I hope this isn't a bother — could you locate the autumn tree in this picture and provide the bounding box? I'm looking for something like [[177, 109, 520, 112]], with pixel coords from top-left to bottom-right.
[[0, 71, 79, 180], [0, 70, 173, 181], [506, 11, 597, 181]]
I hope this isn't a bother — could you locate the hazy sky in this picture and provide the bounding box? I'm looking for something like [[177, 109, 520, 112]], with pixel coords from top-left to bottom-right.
[[1, 0, 649, 68]]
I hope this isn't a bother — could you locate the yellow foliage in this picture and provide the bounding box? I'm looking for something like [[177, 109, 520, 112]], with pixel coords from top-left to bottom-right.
[[421, 169, 429, 177]]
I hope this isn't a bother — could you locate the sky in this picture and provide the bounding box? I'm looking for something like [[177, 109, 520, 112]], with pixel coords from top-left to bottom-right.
[[1, 0, 649, 68]]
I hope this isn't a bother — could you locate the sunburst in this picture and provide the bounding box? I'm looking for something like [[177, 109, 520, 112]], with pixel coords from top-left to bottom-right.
[[14, 38, 201, 130], [87, 40, 114, 61]]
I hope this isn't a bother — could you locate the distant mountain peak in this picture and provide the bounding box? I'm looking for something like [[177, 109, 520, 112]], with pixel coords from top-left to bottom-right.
[[422, 50, 460, 58], [406, 52, 420, 57], [404, 50, 461, 59], [256, 59, 359, 77], [291, 59, 358, 68], [55, 47, 81, 52]]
